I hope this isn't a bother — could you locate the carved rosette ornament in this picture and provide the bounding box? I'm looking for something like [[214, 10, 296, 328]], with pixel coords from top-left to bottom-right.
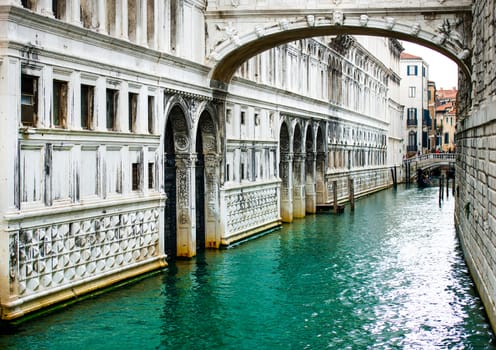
[[174, 134, 189, 152]]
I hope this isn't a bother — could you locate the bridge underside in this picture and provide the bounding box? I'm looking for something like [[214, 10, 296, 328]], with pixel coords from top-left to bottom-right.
[[206, 1, 472, 86]]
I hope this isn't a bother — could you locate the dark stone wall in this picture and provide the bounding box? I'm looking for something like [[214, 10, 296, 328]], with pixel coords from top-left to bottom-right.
[[455, 0, 496, 333]]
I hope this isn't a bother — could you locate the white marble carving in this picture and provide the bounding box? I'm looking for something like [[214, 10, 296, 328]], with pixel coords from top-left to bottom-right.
[[10, 208, 160, 297]]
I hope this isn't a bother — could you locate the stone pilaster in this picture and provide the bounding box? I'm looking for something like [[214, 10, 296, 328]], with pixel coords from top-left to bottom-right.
[[69, 0, 82, 26], [96, 0, 106, 33], [116, 0, 129, 40], [138, 0, 148, 46], [36, 0, 53, 17], [0, 57, 20, 308]]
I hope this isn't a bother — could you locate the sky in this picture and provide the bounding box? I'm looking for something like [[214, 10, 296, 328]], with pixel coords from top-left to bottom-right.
[[401, 41, 458, 90]]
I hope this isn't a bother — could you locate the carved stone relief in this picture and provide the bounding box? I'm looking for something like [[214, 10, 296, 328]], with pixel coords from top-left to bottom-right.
[[223, 185, 279, 235], [10, 208, 160, 297]]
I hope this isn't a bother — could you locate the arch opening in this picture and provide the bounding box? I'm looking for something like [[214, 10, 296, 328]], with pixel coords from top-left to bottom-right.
[[209, 23, 470, 89], [293, 124, 305, 218], [163, 105, 190, 260]]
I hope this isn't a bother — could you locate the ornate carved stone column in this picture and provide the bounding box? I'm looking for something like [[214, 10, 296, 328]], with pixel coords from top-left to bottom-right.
[[175, 153, 196, 258], [293, 152, 306, 218], [305, 152, 317, 214], [203, 154, 221, 248], [279, 152, 293, 223]]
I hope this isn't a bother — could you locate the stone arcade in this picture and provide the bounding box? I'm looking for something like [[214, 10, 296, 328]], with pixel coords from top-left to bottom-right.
[[2, 0, 495, 333]]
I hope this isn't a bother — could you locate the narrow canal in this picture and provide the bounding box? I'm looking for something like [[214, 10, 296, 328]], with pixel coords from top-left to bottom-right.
[[1, 185, 495, 349]]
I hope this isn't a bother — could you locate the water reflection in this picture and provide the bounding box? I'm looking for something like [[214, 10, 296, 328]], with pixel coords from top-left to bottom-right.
[[0, 186, 494, 349]]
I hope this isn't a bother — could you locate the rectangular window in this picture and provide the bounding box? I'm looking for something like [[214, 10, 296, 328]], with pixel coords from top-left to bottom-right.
[[422, 131, 428, 148], [408, 86, 416, 98], [52, 0, 66, 20], [147, 96, 154, 134], [226, 164, 230, 181], [53, 80, 68, 128], [407, 108, 417, 119], [21, 74, 38, 127], [240, 111, 245, 125], [81, 84, 94, 129], [106, 88, 118, 130], [132, 163, 140, 191], [407, 65, 418, 76], [148, 162, 154, 189], [241, 163, 245, 180], [128, 92, 138, 133], [422, 66, 426, 77], [21, 0, 34, 9], [444, 132, 449, 144], [408, 132, 417, 146]]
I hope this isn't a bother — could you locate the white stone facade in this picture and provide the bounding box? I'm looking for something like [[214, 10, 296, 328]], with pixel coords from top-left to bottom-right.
[[0, 1, 404, 320]]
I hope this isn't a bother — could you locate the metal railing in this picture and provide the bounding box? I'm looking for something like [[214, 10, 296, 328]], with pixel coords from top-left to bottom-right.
[[407, 118, 417, 127]]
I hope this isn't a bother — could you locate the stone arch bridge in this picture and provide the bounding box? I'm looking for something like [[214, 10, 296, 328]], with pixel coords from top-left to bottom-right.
[[205, 0, 472, 89], [403, 153, 456, 182]]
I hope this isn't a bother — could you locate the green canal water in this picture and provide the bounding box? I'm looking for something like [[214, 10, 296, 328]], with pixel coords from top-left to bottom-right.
[[1, 185, 495, 349]]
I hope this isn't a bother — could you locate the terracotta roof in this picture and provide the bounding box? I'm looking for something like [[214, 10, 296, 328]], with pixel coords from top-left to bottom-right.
[[437, 88, 457, 99], [436, 102, 453, 112], [400, 52, 423, 60]]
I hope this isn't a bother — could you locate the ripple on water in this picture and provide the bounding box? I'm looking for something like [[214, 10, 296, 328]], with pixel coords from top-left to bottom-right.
[[0, 186, 495, 349]]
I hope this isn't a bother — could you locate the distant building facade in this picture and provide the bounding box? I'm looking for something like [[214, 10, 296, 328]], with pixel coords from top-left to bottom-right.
[[400, 52, 430, 157], [435, 88, 458, 152], [427, 81, 437, 151]]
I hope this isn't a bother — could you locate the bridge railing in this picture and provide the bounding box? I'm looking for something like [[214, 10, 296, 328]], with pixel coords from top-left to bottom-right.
[[403, 153, 456, 165]]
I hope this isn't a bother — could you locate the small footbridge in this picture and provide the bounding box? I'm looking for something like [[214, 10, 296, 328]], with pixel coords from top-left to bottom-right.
[[403, 153, 456, 182]]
